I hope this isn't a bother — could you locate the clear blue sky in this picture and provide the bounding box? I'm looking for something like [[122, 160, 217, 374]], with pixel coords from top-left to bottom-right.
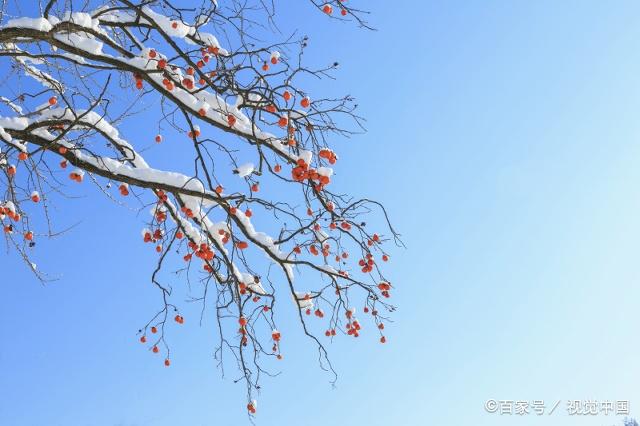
[[2, 1, 640, 425]]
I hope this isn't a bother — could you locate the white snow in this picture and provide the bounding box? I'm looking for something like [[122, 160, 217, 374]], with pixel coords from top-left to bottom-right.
[[53, 32, 103, 55], [2, 17, 52, 32], [0, 97, 23, 114], [142, 7, 192, 38], [0, 125, 12, 142], [294, 292, 314, 309], [317, 167, 333, 177], [241, 273, 266, 295], [296, 149, 313, 165], [235, 163, 255, 178]]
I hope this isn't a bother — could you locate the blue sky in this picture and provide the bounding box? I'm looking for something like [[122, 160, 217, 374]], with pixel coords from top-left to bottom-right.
[[2, 1, 640, 425]]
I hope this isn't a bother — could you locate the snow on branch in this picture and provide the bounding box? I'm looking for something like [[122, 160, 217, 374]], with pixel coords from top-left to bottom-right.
[[0, 0, 398, 415]]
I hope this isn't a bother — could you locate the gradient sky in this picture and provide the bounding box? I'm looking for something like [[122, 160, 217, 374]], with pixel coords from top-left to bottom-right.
[[2, 1, 640, 425]]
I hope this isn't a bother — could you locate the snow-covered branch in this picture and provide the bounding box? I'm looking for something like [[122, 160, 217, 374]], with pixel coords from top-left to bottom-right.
[[0, 0, 397, 414]]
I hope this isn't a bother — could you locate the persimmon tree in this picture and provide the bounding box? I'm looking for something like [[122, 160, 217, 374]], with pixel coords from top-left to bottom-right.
[[0, 0, 399, 413]]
